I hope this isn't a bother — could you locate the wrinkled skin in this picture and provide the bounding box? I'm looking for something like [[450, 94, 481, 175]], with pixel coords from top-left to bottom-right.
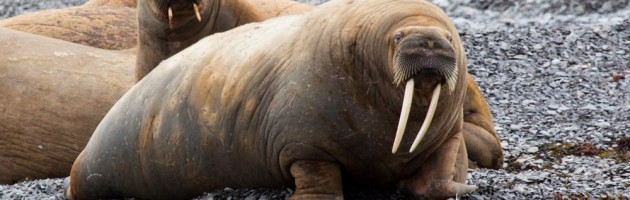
[[137, 0, 503, 169], [67, 0, 478, 199], [0, 28, 135, 184], [0, 1, 137, 50]]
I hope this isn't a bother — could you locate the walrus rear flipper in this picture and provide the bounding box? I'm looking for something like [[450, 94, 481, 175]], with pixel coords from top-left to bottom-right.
[[463, 75, 504, 169]]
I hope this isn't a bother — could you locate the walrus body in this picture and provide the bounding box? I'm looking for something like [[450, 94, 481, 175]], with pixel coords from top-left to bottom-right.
[[0, 28, 135, 184], [137, 0, 503, 169], [68, 0, 477, 199], [0, 3, 137, 50]]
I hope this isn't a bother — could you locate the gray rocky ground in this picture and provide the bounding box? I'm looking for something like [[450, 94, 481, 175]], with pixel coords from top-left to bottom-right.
[[1, 0, 629, 199]]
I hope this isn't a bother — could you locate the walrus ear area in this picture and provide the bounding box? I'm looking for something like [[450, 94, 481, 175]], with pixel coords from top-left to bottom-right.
[[446, 33, 453, 43]]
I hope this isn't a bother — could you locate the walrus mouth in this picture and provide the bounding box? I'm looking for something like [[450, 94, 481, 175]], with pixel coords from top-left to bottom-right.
[[158, 0, 202, 29], [390, 34, 458, 154]]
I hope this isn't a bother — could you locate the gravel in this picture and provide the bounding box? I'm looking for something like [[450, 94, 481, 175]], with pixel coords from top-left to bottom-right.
[[0, 0, 84, 19], [1, 0, 629, 199]]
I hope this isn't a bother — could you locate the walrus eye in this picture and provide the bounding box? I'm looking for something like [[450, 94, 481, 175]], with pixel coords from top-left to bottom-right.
[[394, 32, 403, 43], [446, 34, 452, 42]]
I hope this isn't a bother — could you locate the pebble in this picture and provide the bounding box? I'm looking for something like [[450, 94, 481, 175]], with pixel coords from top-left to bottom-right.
[[526, 146, 539, 153], [1, 0, 630, 199]]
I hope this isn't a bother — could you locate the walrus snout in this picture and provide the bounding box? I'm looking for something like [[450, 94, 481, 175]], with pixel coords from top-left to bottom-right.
[[391, 27, 459, 154], [393, 33, 457, 90]]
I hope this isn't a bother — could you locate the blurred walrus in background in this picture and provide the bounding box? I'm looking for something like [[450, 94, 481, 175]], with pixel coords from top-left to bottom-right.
[[0, 0, 138, 50], [0, 0, 141, 184], [67, 0, 479, 199], [134, 0, 311, 80], [0, 27, 135, 184]]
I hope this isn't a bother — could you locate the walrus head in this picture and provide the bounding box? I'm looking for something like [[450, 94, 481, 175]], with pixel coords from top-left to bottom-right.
[[389, 25, 459, 154], [144, 0, 203, 29]]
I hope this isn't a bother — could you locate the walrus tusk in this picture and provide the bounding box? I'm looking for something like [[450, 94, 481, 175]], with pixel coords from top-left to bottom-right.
[[409, 84, 441, 153], [168, 7, 173, 29], [193, 3, 202, 22], [392, 79, 415, 154]]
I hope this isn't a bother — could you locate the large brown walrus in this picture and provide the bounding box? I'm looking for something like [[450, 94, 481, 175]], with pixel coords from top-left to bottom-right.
[[0, 27, 135, 184], [0, 0, 138, 50], [136, 0, 502, 169], [67, 0, 478, 199]]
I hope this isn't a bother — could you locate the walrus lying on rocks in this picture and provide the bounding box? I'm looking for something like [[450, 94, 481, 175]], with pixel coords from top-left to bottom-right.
[[138, 0, 502, 169], [67, 0, 478, 199], [0, 0, 138, 50], [0, 27, 135, 184], [137, 0, 503, 168]]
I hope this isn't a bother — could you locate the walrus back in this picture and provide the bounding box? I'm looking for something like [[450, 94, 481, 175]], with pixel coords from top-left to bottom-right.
[[0, 6, 137, 50], [68, 16, 304, 199]]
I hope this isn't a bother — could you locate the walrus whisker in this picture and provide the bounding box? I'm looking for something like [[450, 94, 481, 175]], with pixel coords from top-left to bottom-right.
[[409, 84, 441, 153], [392, 79, 415, 154], [168, 7, 173, 29], [193, 3, 202, 22], [445, 68, 458, 93]]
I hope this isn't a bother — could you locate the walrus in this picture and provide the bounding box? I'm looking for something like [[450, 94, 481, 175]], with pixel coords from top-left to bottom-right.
[[0, 1, 137, 50], [67, 0, 477, 199], [137, 0, 503, 169], [0, 27, 135, 184], [135, 0, 312, 80]]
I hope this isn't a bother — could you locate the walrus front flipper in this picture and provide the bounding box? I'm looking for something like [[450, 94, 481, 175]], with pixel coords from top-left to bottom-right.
[[398, 132, 477, 199], [289, 161, 343, 200], [462, 75, 504, 169]]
